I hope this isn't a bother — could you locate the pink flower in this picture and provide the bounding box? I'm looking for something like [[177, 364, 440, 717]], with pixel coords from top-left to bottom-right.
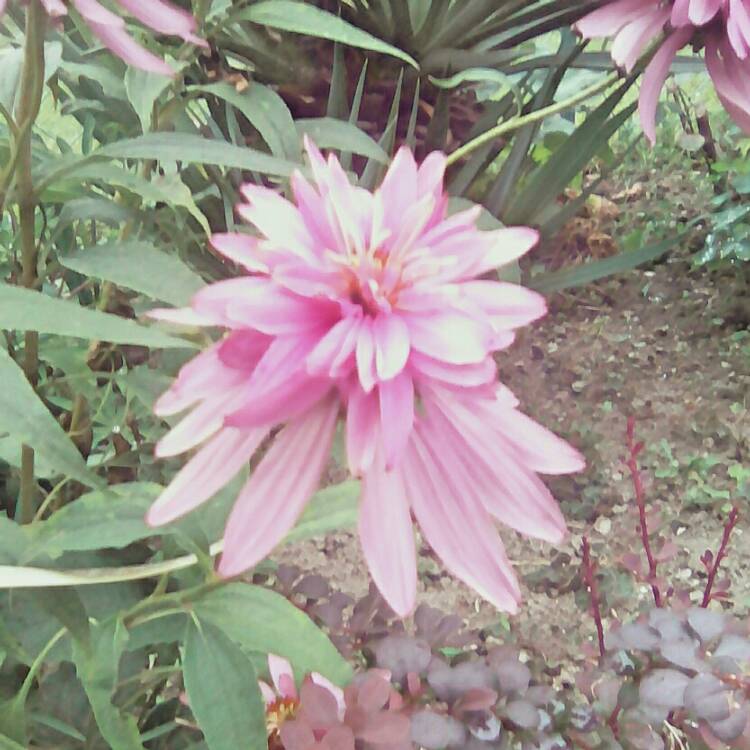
[[4, 0, 205, 75], [574, 0, 750, 142], [260, 655, 348, 750], [146, 139, 585, 617]]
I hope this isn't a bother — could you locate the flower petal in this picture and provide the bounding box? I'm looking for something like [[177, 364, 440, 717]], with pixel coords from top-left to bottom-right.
[[359, 455, 417, 617], [639, 28, 693, 144], [346, 387, 380, 475], [154, 343, 245, 416], [269, 654, 298, 700], [406, 311, 490, 365], [115, 0, 206, 45], [307, 315, 362, 377], [217, 330, 272, 372], [574, 0, 652, 38], [356, 317, 377, 392], [373, 313, 410, 381], [210, 233, 268, 273], [403, 423, 521, 613], [155, 386, 248, 457], [379, 373, 414, 470], [223, 374, 332, 428], [146, 426, 267, 525], [218, 396, 339, 577]]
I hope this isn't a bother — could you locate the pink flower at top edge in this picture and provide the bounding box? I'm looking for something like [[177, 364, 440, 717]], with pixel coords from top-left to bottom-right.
[[4, 0, 206, 75], [146, 137, 585, 618], [574, 0, 750, 142]]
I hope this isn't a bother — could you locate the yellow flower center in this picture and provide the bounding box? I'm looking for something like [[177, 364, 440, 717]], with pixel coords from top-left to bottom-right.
[[266, 697, 299, 748]]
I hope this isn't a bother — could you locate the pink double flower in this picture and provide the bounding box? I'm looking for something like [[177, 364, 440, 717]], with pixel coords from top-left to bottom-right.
[[147, 139, 584, 617], [575, 0, 750, 140]]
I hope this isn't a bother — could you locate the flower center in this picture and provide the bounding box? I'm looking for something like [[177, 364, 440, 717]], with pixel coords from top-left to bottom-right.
[[343, 252, 401, 316], [266, 697, 299, 748]]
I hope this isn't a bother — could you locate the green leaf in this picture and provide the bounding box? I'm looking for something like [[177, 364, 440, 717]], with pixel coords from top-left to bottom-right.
[[505, 80, 636, 225], [72, 619, 146, 750], [25, 483, 164, 562], [0, 48, 24, 114], [361, 69, 403, 189], [99, 133, 298, 177], [237, 1, 418, 68], [191, 83, 300, 160], [285, 480, 360, 543], [54, 198, 134, 233], [430, 68, 520, 111], [529, 230, 693, 294], [0, 348, 98, 487], [61, 242, 205, 307], [124, 67, 172, 132], [0, 284, 194, 349], [35, 588, 90, 644], [0, 731, 30, 749], [193, 583, 351, 685], [295, 118, 388, 163], [0, 518, 29, 565], [183, 619, 268, 750], [0, 625, 67, 745]]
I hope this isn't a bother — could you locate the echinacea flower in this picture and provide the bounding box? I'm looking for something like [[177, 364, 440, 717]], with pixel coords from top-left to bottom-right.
[[260, 654, 347, 750], [3, 0, 205, 75], [574, 0, 750, 142], [146, 138, 585, 617]]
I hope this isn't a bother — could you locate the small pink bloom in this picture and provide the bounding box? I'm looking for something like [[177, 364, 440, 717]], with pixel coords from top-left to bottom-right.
[[6, 0, 206, 75], [147, 139, 585, 617], [260, 655, 347, 750], [574, 0, 750, 141], [260, 654, 346, 717]]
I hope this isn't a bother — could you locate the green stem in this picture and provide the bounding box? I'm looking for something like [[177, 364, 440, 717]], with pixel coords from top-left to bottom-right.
[[0, 538, 226, 588], [445, 71, 620, 167], [16, 1, 47, 525], [32, 476, 71, 522], [16, 628, 67, 707]]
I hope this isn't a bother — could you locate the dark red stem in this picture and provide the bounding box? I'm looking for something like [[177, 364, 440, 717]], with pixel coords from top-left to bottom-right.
[[625, 417, 662, 607], [581, 536, 606, 660], [701, 507, 740, 607], [607, 704, 622, 740]]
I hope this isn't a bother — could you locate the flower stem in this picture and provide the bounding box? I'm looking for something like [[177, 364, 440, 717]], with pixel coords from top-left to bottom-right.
[[580, 536, 606, 660], [625, 417, 662, 607], [701, 507, 740, 607], [16, 1, 47, 525], [445, 71, 620, 167]]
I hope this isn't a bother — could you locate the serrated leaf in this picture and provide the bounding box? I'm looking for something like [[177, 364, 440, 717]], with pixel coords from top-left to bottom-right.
[[193, 583, 351, 685], [0, 348, 98, 487], [61, 242, 205, 307], [0, 284, 193, 349], [183, 620, 267, 750]]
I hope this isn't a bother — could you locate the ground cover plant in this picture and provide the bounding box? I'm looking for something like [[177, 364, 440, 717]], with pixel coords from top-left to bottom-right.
[[0, 1, 748, 749]]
